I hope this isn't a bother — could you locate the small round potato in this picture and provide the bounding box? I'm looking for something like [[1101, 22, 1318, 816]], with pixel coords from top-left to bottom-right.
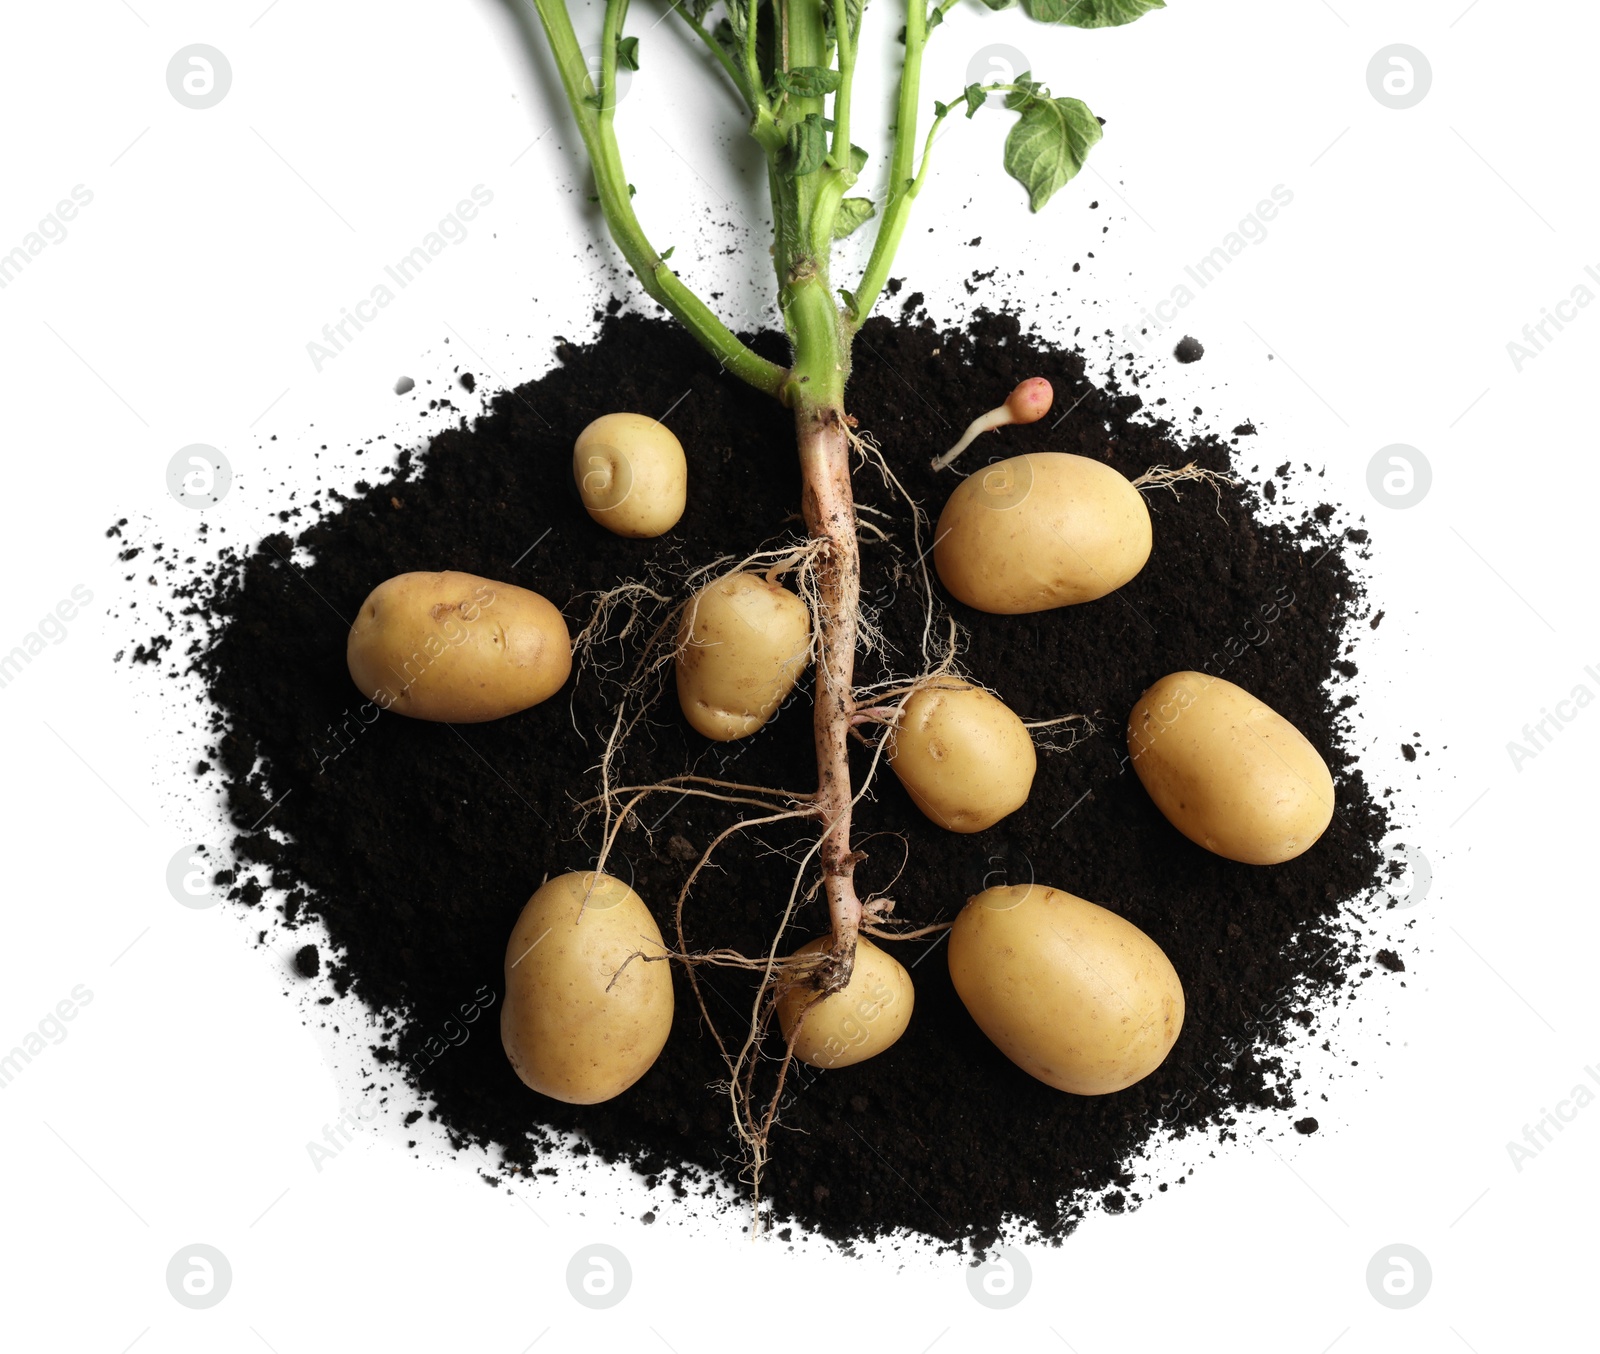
[[574, 412, 687, 538], [948, 884, 1184, 1095], [1128, 671, 1335, 865], [675, 572, 812, 741], [888, 680, 1036, 833], [501, 871, 675, 1105], [934, 452, 1152, 614], [775, 935, 914, 1069], [347, 570, 571, 723]]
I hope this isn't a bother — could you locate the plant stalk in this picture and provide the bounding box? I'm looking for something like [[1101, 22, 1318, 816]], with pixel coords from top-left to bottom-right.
[[783, 274, 861, 983]]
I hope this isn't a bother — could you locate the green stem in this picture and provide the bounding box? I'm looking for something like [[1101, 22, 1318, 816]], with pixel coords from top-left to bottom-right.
[[848, 0, 928, 330], [745, 0, 765, 109], [827, 0, 854, 167], [529, 0, 786, 397], [664, 0, 754, 107]]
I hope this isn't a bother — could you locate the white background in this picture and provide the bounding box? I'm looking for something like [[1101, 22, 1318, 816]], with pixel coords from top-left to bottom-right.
[[2, 0, 1596, 1349]]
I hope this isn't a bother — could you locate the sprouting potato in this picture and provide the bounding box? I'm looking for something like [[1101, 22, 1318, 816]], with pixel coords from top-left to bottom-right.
[[887, 680, 1036, 833], [948, 883, 1184, 1095], [1128, 671, 1335, 865], [934, 452, 1152, 614], [675, 571, 812, 741], [346, 570, 571, 723], [500, 871, 675, 1105], [573, 412, 687, 538], [775, 935, 914, 1069]]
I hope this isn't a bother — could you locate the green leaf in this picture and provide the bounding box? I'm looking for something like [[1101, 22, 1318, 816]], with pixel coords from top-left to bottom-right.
[[849, 143, 870, 173], [933, 99, 950, 118], [1003, 95, 1102, 211], [661, 245, 676, 260], [974, 0, 1014, 8], [962, 82, 987, 117], [785, 113, 830, 177], [839, 286, 860, 313], [777, 65, 841, 98], [616, 35, 641, 71], [1019, 0, 1164, 27], [832, 196, 877, 238]]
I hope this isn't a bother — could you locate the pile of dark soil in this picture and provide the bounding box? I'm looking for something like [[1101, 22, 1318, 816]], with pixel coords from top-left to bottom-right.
[[162, 306, 1393, 1248]]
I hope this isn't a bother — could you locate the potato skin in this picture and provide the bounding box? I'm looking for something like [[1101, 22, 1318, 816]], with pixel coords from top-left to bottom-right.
[[1128, 671, 1335, 865], [888, 680, 1036, 833], [500, 872, 675, 1105], [347, 569, 572, 726], [675, 572, 812, 741], [573, 412, 687, 539], [346, 571, 571, 723], [934, 453, 1152, 614], [775, 935, 914, 1069], [948, 884, 1184, 1095]]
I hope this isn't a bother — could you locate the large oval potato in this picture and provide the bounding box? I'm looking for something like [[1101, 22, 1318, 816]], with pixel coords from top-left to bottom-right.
[[1128, 671, 1335, 865], [573, 412, 687, 538], [501, 871, 675, 1104], [888, 680, 1036, 833], [934, 453, 1152, 614], [775, 935, 914, 1069], [676, 572, 812, 741], [347, 570, 571, 722], [948, 884, 1184, 1095]]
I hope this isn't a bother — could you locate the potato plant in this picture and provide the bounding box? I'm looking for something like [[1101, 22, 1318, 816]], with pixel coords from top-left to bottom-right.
[[488, 0, 1183, 1206], [338, 0, 1346, 1222]]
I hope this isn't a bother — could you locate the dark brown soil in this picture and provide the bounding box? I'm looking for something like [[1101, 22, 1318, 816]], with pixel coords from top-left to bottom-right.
[[162, 306, 1391, 1249]]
